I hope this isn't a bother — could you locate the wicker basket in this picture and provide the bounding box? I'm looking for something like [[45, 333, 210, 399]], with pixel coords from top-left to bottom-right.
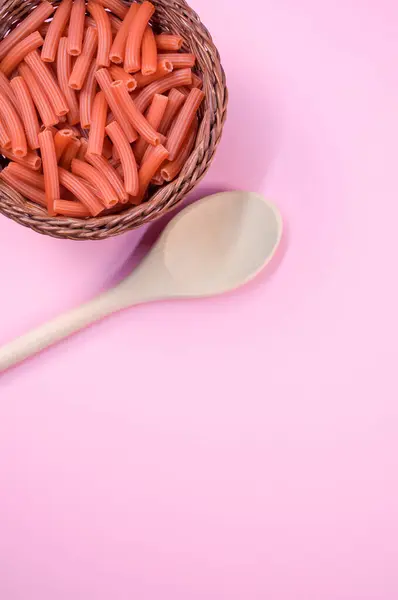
[[0, 0, 227, 240]]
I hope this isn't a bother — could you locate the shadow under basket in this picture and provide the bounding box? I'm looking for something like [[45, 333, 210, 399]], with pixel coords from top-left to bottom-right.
[[0, 0, 227, 240]]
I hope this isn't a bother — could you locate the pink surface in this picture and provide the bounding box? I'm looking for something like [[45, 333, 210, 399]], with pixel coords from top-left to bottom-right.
[[1, 1, 398, 598]]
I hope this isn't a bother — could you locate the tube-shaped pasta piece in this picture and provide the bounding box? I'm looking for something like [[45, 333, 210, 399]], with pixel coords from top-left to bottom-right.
[[125, 2, 155, 73], [134, 93, 168, 162], [0, 71, 16, 104], [87, 2, 112, 68], [94, 0, 128, 19], [157, 53, 195, 70], [111, 80, 160, 145], [95, 69, 137, 142], [67, 0, 85, 56], [135, 144, 168, 203], [109, 65, 137, 91], [141, 132, 166, 164], [158, 88, 185, 135], [41, 0, 73, 62], [54, 129, 74, 161], [105, 120, 138, 196], [77, 137, 88, 161], [53, 199, 91, 217], [0, 148, 41, 170], [71, 158, 118, 208], [85, 153, 128, 203], [134, 68, 192, 112], [0, 31, 44, 76], [166, 88, 204, 160], [161, 120, 197, 181], [58, 124, 81, 137], [57, 37, 80, 125], [0, 89, 27, 157], [59, 136, 81, 169], [0, 1, 54, 61], [7, 161, 45, 189], [10, 76, 40, 150], [190, 73, 203, 89], [79, 61, 97, 129], [145, 95, 168, 129], [155, 34, 182, 51], [109, 2, 139, 65], [0, 120, 11, 148], [24, 50, 69, 116], [0, 168, 46, 206], [141, 27, 157, 76], [134, 59, 173, 89], [58, 167, 104, 216], [69, 27, 98, 90], [39, 128, 60, 215], [87, 91, 107, 155]]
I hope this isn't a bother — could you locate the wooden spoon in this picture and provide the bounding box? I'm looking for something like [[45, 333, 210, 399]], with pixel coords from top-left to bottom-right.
[[0, 191, 283, 372]]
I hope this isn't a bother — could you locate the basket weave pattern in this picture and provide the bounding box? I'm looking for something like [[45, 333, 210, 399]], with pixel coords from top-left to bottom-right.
[[0, 0, 227, 239]]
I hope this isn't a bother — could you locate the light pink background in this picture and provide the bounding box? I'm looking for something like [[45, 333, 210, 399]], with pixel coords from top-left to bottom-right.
[[1, 0, 398, 598]]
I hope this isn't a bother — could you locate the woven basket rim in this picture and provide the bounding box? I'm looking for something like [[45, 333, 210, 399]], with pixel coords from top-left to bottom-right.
[[0, 0, 228, 240]]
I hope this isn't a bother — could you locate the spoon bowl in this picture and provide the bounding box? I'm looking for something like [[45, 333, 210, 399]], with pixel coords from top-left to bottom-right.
[[162, 191, 283, 296], [0, 191, 283, 372]]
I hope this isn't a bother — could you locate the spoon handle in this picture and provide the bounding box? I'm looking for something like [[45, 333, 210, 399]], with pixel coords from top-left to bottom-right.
[[0, 289, 126, 373]]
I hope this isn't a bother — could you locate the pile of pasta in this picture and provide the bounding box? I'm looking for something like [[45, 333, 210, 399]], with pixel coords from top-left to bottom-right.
[[0, 0, 204, 218]]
